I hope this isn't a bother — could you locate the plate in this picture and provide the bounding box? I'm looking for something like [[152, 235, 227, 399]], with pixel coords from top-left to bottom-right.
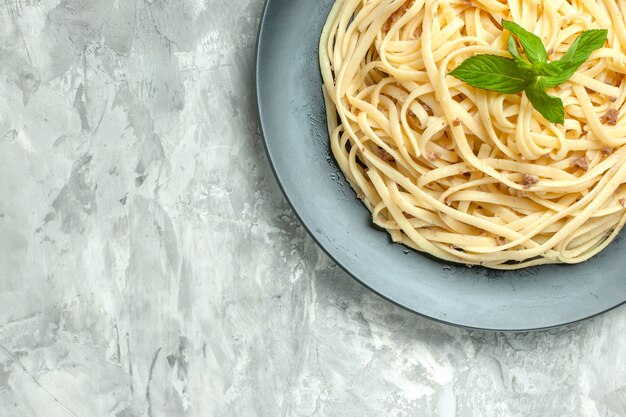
[[255, 0, 626, 330]]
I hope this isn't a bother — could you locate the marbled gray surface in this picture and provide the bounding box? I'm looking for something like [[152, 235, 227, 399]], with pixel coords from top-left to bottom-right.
[[1, 0, 626, 416]]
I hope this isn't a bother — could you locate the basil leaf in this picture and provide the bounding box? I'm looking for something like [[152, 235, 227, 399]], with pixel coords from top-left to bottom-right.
[[544, 29, 608, 87], [531, 62, 562, 77], [448, 21, 604, 123], [561, 29, 608, 63], [543, 61, 577, 87], [449, 55, 532, 93], [502, 20, 548, 64], [525, 77, 565, 124], [507, 36, 526, 64]]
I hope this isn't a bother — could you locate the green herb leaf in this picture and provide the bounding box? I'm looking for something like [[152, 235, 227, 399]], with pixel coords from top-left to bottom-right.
[[531, 62, 562, 77], [525, 77, 565, 124], [561, 29, 608, 63], [507, 36, 526, 64], [544, 29, 608, 87], [449, 55, 532, 93], [448, 21, 604, 125], [502, 20, 548, 64]]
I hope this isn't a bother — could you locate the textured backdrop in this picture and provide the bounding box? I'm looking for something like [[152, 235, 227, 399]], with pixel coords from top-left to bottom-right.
[[1, 0, 625, 416]]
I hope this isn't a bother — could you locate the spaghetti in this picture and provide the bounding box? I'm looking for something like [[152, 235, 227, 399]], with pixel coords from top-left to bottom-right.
[[319, 0, 626, 269]]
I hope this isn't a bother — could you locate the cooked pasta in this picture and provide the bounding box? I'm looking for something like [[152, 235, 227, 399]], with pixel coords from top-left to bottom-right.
[[319, 0, 626, 269]]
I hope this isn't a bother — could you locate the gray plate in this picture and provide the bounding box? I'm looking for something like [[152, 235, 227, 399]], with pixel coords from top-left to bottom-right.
[[255, 0, 626, 330]]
